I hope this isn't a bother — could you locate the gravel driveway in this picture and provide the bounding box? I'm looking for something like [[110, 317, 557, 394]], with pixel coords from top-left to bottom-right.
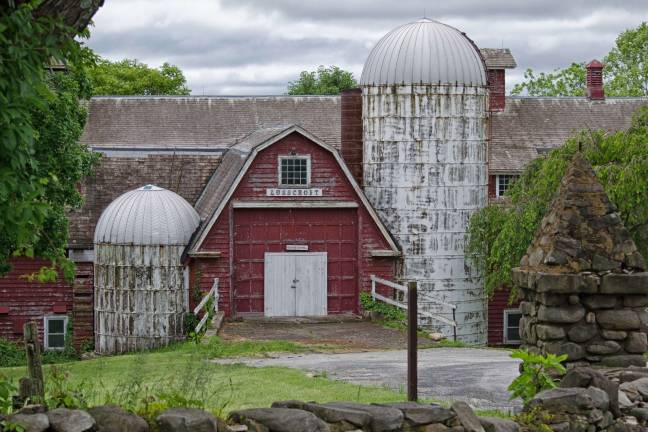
[[214, 347, 522, 411]]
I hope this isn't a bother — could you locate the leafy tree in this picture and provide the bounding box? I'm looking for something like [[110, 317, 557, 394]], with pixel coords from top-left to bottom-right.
[[466, 107, 648, 299], [512, 63, 587, 97], [606, 22, 648, 96], [512, 22, 648, 96], [287, 66, 357, 95], [0, 2, 100, 279], [88, 58, 191, 96]]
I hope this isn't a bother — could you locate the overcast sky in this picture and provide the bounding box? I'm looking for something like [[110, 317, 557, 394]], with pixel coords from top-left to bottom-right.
[[86, 0, 647, 95]]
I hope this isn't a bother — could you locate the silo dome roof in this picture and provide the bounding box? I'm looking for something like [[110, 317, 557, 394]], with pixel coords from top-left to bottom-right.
[[360, 18, 486, 86], [94, 185, 200, 245]]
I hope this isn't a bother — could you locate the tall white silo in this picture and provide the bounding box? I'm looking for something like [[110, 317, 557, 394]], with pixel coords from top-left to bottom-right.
[[360, 19, 489, 344], [93, 185, 200, 354]]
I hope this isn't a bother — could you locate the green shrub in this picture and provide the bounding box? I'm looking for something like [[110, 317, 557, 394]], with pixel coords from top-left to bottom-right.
[[508, 350, 566, 404], [0, 339, 26, 368], [45, 365, 95, 409], [359, 292, 406, 323], [0, 336, 79, 368]]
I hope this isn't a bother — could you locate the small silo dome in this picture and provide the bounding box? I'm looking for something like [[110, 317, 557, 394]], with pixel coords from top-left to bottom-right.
[[94, 185, 199, 246], [360, 18, 486, 86]]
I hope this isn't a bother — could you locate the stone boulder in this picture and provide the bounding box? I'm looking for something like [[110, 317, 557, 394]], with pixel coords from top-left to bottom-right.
[[625, 332, 648, 354], [88, 405, 149, 432], [156, 408, 219, 432], [559, 367, 620, 417], [478, 416, 519, 432], [8, 412, 49, 432], [375, 402, 455, 427], [324, 402, 403, 432], [47, 408, 96, 432], [272, 400, 371, 429], [230, 408, 330, 432], [451, 401, 485, 432], [528, 387, 609, 414]]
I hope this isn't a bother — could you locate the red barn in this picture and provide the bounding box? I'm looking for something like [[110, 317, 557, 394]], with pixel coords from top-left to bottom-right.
[[186, 125, 399, 317]]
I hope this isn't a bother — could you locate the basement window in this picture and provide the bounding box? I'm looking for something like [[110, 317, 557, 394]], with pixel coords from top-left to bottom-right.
[[279, 156, 310, 186], [503, 309, 522, 345], [44, 315, 68, 350], [496, 174, 519, 197]]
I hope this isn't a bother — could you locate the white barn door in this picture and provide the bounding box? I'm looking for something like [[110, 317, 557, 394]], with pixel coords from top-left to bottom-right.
[[264, 252, 327, 317]]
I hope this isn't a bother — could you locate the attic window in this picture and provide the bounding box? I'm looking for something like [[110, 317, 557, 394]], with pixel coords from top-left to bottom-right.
[[279, 155, 310, 187], [496, 174, 518, 197]]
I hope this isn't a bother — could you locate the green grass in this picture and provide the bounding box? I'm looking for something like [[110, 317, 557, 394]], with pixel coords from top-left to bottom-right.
[[0, 337, 410, 416]]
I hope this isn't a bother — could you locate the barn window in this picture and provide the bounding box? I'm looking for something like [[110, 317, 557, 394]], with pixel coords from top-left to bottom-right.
[[496, 174, 518, 197], [279, 156, 310, 186], [503, 309, 522, 345], [44, 315, 68, 350]]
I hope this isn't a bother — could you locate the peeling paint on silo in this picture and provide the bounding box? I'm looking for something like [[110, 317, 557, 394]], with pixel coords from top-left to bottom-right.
[[94, 244, 186, 354], [363, 84, 488, 344]]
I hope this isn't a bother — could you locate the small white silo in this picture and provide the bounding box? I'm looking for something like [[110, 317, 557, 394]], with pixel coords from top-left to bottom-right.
[[360, 19, 489, 344], [93, 185, 200, 354]]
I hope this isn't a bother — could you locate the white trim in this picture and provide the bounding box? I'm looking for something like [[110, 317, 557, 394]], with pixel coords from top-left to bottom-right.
[[278, 154, 311, 187], [43, 315, 68, 351], [192, 125, 400, 253], [503, 308, 522, 345], [232, 200, 359, 209], [370, 250, 402, 257], [188, 251, 222, 258]]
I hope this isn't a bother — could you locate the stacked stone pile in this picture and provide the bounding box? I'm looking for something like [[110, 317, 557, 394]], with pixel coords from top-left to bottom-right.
[[525, 366, 648, 431], [512, 153, 648, 368], [3, 400, 521, 432]]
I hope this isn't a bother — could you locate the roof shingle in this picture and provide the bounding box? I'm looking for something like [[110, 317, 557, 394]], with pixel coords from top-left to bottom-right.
[[490, 97, 648, 173], [480, 48, 517, 69]]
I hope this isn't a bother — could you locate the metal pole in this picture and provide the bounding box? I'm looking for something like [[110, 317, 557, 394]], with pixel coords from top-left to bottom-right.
[[407, 281, 418, 401], [453, 308, 457, 342]]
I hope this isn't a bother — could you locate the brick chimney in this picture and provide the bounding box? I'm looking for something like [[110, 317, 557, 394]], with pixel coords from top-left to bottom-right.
[[480, 48, 517, 112], [340, 88, 363, 185], [586, 60, 604, 100]]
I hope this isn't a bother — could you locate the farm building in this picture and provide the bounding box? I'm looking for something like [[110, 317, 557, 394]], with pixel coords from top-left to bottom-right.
[[1, 18, 647, 351]]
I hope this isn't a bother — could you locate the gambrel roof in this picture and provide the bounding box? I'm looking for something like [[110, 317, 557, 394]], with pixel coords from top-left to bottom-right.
[[188, 125, 400, 254]]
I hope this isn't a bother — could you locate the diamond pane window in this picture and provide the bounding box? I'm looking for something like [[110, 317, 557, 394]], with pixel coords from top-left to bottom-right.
[[279, 156, 310, 186]]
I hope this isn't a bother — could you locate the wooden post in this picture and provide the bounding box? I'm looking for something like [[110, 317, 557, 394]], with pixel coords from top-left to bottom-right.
[[407, 281, 418, 401], [21, 322, 44, 403]]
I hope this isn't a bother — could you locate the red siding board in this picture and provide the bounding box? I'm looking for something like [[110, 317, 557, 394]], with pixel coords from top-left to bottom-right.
[[192, 132, 396, 316], [0, 258, 93, 348], [487, 286, 521, 345]]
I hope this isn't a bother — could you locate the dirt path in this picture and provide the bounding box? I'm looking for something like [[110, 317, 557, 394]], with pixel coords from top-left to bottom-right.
[[219, 318, 435, 351]]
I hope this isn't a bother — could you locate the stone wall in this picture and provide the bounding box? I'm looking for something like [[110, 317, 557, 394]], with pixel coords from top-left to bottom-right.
[[513, 153, 648, 368]]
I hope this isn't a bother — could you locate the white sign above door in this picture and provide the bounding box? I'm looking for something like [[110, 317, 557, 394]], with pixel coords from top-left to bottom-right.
[[266, 188, 323, 197]]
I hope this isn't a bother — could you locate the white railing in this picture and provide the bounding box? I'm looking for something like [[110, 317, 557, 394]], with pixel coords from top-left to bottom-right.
[[370, 275, 457, 340], [194, 278, 219, 334]]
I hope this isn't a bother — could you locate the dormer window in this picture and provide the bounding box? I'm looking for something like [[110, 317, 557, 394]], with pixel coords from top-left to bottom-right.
[[279, 155, 310, 187]]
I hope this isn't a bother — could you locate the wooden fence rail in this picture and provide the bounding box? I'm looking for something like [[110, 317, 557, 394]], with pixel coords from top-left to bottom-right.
[[370, 275, 457, 340], [194, 278, 219, 334]]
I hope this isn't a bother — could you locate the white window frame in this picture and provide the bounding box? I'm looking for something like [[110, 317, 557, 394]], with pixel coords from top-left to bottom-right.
[[495, 174, 518, 197], [278, 155, 311, 188], [503, 309, 522, 345], [43, 315, 68, 351]]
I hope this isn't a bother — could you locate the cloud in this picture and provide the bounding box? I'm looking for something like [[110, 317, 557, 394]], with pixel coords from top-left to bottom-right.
[[86, 0, 646, 95]]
